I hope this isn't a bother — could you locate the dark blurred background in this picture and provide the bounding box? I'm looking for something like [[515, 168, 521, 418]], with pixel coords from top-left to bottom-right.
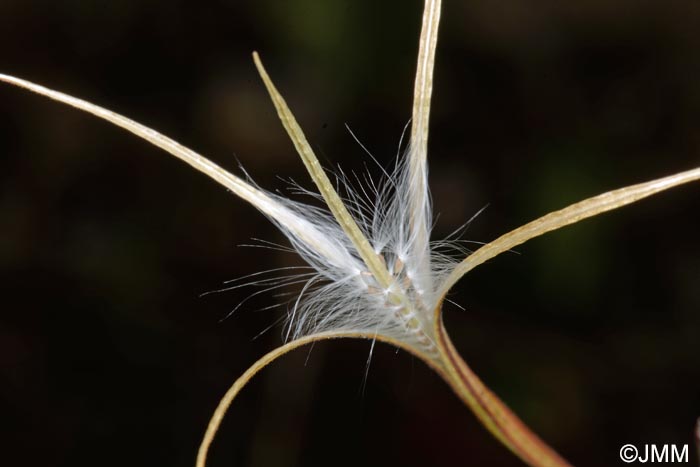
[[1, 1, 699, 466]]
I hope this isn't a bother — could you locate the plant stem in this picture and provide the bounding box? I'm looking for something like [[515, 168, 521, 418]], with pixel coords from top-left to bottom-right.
[[436, 320, 573, 467]]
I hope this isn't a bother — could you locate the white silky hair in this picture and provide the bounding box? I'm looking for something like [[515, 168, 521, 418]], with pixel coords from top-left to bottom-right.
[[0, 71, 453, 355], [247, 144, 456, 353], [0, 0, 448, 358]]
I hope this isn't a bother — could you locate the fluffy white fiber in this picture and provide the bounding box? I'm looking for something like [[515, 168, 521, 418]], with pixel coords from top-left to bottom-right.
[[239, 148, 461, 353], [0, 67, 454, 358], [0, 0, 449, 360]]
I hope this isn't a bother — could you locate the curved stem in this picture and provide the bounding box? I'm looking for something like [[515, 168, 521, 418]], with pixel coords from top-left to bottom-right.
[[438, 166, 700, 301], [435, 319, 573, 467], [195, 335, 322, 467], [0, 73, 347, 268], [196, 331, 445, 467]]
